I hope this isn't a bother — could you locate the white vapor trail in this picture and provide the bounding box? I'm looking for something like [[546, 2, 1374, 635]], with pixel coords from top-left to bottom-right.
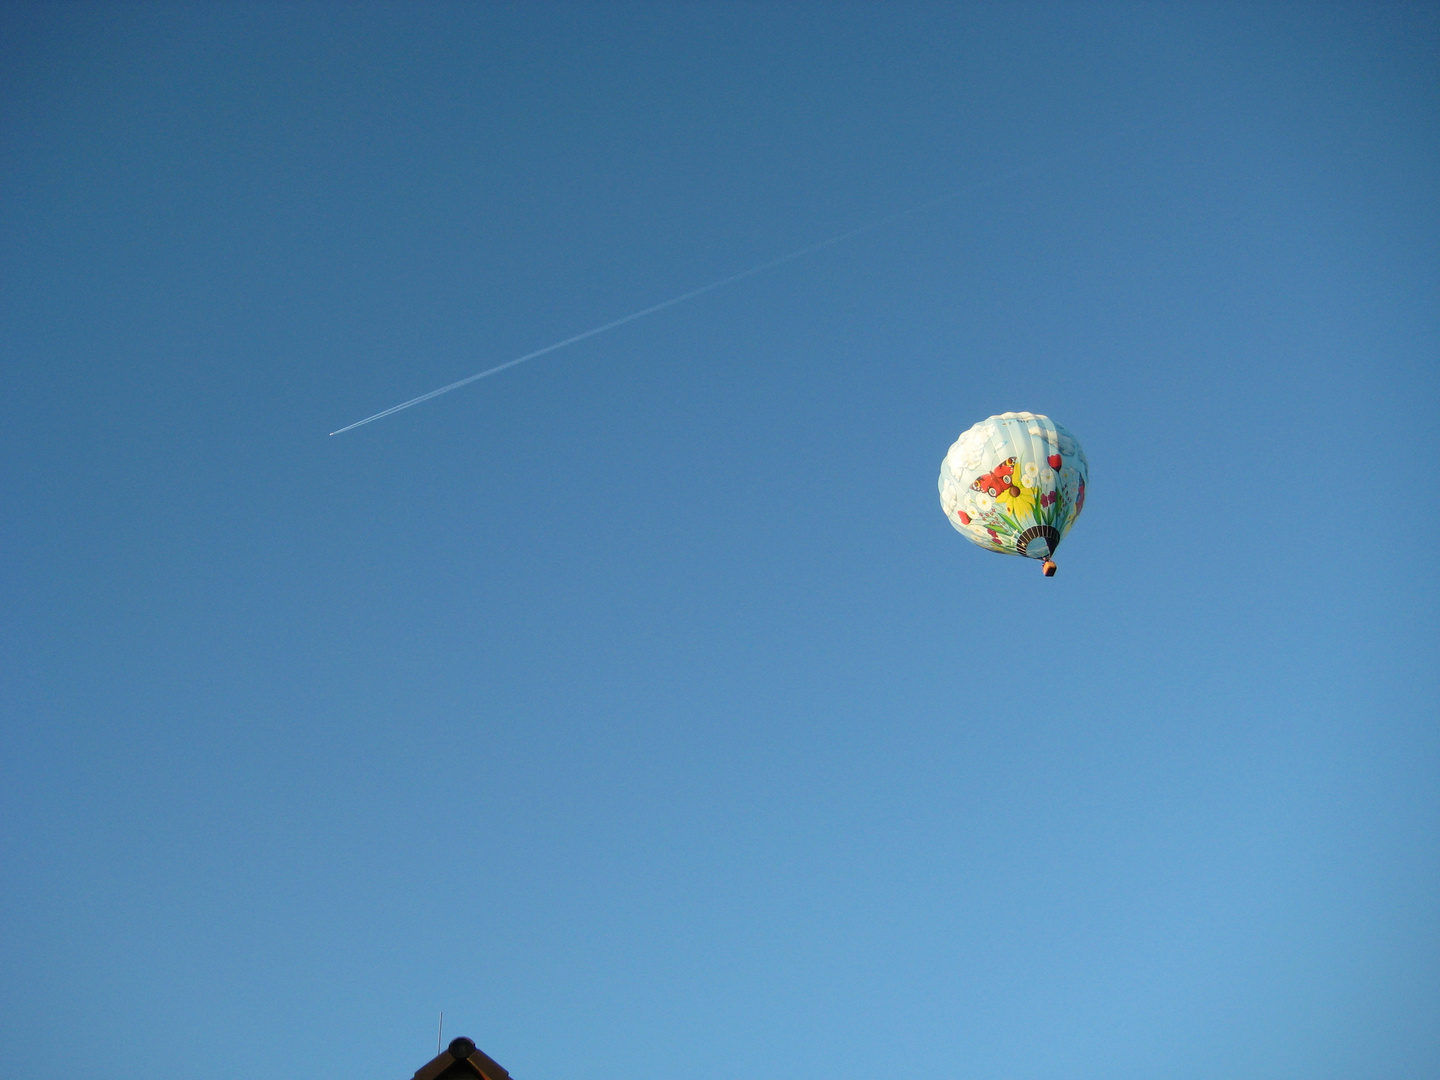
[[330, 127, 1145, 436]]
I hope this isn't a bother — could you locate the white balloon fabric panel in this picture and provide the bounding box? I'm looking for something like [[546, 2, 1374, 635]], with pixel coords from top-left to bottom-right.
[[938, 412, 1088, 561]]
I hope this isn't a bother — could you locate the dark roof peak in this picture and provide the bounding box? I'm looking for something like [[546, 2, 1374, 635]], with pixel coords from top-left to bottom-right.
[[409, 1036, 512, 1080]]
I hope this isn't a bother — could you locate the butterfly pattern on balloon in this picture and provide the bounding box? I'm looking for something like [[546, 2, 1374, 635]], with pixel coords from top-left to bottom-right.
[[971, 457, 1019, 498]]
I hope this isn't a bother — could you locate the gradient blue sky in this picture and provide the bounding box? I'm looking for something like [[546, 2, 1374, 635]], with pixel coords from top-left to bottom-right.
[[2, 4, 1437, 1078]]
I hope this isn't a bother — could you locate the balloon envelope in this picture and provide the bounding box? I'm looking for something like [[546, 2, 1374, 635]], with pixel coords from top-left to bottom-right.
[[938, 412, 1088, 563]]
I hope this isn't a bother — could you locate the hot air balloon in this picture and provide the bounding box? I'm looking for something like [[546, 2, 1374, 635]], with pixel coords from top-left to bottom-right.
[[938, 412, 1087, 576]]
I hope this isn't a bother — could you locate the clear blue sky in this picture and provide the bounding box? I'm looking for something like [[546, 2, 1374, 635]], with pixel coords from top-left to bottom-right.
[[2, 4, 1436, 1078]]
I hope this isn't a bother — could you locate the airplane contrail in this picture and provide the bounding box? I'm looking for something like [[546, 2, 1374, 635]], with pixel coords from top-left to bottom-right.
[[330, 126, 1146, 436]]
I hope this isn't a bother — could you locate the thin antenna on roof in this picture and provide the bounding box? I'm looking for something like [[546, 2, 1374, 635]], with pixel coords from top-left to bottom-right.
[[437, 1012, 444, 1055]]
